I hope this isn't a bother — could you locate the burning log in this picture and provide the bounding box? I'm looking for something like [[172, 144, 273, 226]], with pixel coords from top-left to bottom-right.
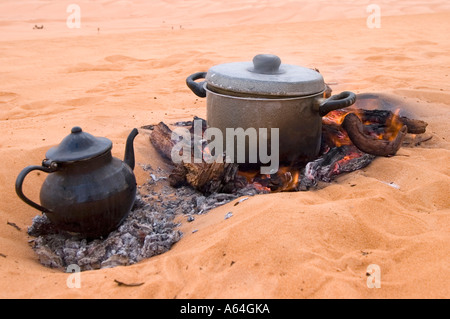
[[178, 161, 239, 194], [149, 121, 239, 194], [354, 109, 428, 134], [297, 146, 375, 191], [342, 113, 407, 157]]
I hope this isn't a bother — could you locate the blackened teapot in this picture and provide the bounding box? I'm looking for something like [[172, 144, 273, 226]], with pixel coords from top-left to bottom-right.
[[15, 127, 139, 238]]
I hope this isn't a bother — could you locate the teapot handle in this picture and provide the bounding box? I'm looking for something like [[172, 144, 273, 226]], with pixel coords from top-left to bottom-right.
[[15, 165, 56, 214]]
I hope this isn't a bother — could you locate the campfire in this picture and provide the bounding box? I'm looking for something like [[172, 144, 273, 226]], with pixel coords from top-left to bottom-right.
[[147, 94, 428, 194], [28, 93, 429, 271]]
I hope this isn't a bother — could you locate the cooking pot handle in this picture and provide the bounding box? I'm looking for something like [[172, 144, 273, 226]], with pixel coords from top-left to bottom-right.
[[15, 164, 56, 214], [319, 91, 356, 116], [186, 72, 207, 98]]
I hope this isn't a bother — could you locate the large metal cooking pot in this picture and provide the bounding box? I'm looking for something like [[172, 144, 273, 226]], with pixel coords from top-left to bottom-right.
[[186, 54, 356, 167]]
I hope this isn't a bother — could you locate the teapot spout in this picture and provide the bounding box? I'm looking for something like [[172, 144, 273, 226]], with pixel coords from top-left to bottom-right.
[[124, 128, 139, 170]]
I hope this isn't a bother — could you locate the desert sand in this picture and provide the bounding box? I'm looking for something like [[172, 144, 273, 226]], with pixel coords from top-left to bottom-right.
[[0, 0, 449, 299]]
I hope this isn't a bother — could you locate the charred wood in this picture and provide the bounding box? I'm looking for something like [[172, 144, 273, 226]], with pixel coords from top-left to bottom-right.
[[149, 122, 175, 161], [342, 113, 407, 157], [297, 146, 375, 191], [353, 108, 428, 134], [149, 120, 239, 194]]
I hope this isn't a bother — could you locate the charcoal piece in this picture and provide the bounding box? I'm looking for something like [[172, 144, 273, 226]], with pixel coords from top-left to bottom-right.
[[173, 120, 193, 127], [28, 215, 59, 237], [234, 197, 249, 206], [114, 279, 145, 287], [298, 146, 375, 190], [7, 221, 21, 231]]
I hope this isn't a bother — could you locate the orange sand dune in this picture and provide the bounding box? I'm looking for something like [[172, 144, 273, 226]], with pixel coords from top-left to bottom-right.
[[0, 1, 449, 299]]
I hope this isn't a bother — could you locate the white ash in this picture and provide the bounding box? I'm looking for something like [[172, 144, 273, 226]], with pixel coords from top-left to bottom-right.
[[224, 212, 233, 220], [28, 193, 182, 271], [28, 164, 261, 271]]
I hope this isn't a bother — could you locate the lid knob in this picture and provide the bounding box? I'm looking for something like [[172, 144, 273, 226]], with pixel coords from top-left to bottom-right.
[[252, 54, 282, 74], [71, 126, 82, 134]]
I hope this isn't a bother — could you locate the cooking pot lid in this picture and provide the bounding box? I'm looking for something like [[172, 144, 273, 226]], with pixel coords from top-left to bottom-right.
[[45, 126, 112, 163], [205, 54, 325, 97]]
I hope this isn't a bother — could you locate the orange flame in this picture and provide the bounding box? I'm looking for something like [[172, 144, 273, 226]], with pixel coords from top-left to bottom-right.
[[276, 167, 300, 192], [383, 109, 404, 141], [237, 167, 299, 192]]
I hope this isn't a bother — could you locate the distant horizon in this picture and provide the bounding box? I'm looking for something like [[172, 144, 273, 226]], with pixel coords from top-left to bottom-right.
[[1, 0, 450, 41]]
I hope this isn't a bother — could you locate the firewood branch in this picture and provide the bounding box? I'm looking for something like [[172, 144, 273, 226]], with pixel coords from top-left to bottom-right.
[[149, 121, 238, 194], [354, 109, 427, 134], [342, 113, 407, 157], [150, 122, 175, 161]]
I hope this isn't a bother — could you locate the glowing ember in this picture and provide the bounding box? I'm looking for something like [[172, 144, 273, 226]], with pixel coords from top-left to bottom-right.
[[332, 151, 364, 174], [322, 109, 350, 125], [273, 167, 300, 192], [251, 182, 271, 193], [237, 167, 300, 192]]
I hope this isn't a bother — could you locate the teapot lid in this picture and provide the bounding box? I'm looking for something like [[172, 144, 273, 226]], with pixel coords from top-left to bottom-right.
[[45, 126, 112, 163], [205, 54, 325, 97]]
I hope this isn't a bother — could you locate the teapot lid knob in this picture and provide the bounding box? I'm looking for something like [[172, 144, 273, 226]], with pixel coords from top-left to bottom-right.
[[71, 126, 82, 134]]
